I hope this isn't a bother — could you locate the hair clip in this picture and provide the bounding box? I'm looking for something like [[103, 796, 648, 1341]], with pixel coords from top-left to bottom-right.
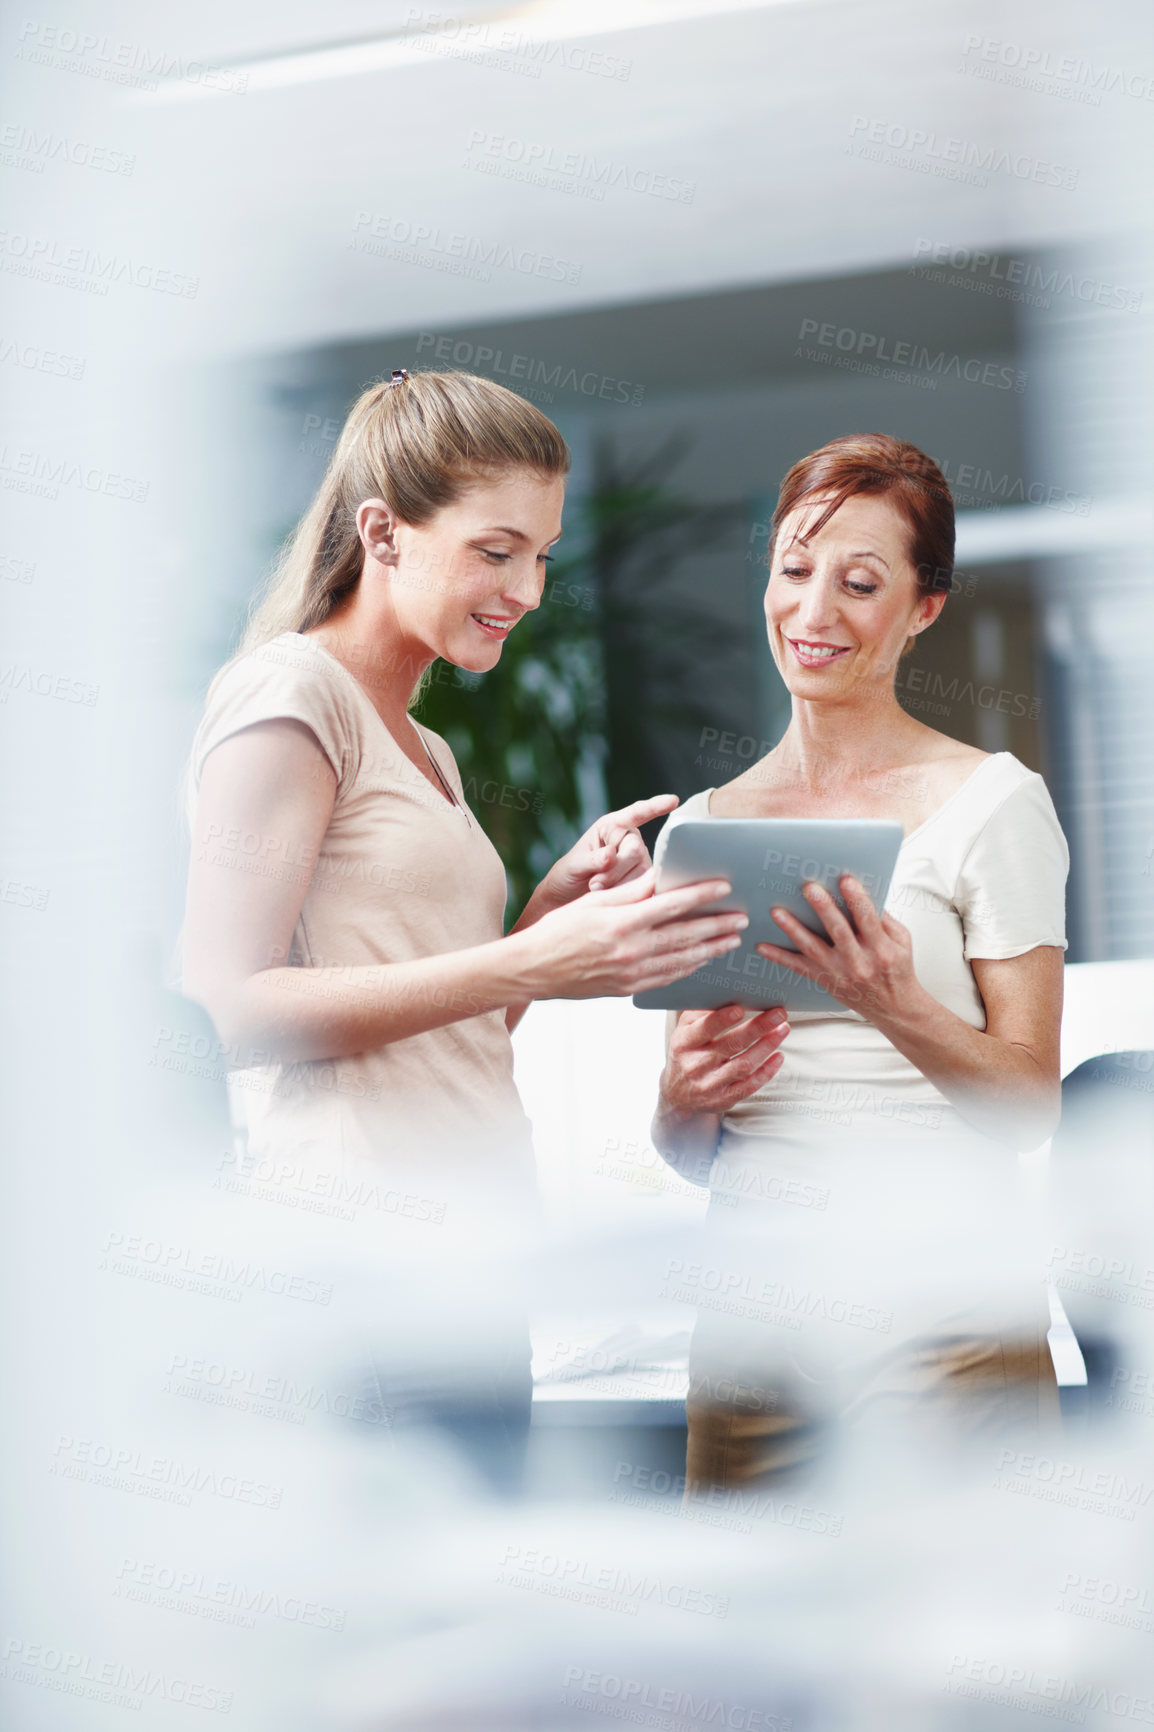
[[387, 368, 410, 387]]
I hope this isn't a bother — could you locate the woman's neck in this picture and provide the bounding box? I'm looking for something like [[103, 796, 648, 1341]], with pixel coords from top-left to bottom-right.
[[774, 690, 924, 788], [308, 600, 432, 737]]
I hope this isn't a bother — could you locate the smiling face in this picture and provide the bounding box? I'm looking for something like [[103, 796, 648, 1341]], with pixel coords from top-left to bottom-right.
[[369, 467, 566, 673], [765, 491, 945, 702]]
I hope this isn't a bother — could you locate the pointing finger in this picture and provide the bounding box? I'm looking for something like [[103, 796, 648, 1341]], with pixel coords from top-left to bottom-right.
[[615, 793, 679, 829]]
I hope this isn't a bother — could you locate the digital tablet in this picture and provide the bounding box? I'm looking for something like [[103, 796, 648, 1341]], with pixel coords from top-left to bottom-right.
[[632, 817, 904, 1013]]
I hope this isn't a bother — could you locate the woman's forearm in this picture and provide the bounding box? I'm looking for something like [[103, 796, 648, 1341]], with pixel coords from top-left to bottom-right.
[[651, 1093, 722, 1187], [503, 877, 566, 1032], [197, 930, 541, 1064], [873, 984, 1060, 1149]]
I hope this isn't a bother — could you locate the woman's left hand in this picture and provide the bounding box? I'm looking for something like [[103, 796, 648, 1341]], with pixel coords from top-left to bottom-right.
[[756, 875, 921, 1023], [543, 794, 680, 906]]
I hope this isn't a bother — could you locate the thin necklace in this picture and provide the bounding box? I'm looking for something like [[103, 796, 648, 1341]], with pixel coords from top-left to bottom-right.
[[412, 723, 471, 825]]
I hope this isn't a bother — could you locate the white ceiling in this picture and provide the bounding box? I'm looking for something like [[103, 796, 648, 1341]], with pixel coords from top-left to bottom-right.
[[3, 0, 1146, 361]]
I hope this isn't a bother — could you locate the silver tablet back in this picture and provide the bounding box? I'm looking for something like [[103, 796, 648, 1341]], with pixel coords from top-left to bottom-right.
[[632, 817, 904, 1013]]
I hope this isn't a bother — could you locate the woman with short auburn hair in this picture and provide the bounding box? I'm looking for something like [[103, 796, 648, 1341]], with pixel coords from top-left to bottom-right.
[[652, 432, 1068, 1488]]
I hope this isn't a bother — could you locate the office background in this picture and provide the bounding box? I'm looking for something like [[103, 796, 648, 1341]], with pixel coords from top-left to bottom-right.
[[3, 1, 1152, 1726]]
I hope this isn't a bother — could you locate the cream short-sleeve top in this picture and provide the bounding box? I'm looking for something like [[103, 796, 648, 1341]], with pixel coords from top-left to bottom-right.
[[659, 752, 1069, 1164], [184, 632, 534, 1185]]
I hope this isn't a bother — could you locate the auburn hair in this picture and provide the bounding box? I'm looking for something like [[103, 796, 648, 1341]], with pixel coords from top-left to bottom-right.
[[770, 433, 955, 598]]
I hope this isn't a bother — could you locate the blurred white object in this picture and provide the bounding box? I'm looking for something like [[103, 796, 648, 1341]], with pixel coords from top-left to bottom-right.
[[517, 962, 1154, 1400], [1059, 959, 1154, 1078]]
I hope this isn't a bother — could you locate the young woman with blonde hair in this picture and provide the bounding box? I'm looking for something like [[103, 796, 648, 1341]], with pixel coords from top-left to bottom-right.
[[181, 368, 744, 1488]]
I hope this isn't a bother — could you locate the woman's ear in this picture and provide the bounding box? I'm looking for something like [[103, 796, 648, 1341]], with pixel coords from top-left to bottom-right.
[[912, 587, 948, 635], [356, 498, 400, 566], [900, 587, 948, 657]]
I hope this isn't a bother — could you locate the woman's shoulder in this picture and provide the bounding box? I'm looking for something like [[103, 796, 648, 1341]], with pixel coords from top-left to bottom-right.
[[922, 748, 1065, 869], [210, 630, 340, 688], [193, 633, 364, 790], [906, 728, 1051, 816], [945, 747, 1049, 808], [204, 632, 361, 719], [968, 751, 1063, 837]]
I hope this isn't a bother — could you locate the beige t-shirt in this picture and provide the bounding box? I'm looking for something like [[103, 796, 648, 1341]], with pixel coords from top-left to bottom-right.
[[185, 632, 534, 1193]]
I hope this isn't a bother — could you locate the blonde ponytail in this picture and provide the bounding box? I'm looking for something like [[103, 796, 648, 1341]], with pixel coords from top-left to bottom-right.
[[236, 369, 570, 659]]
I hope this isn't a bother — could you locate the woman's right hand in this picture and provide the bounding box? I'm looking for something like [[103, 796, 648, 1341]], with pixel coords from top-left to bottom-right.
[[522, 869, 749, 1000], [660, 1003, 791, 1117]]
